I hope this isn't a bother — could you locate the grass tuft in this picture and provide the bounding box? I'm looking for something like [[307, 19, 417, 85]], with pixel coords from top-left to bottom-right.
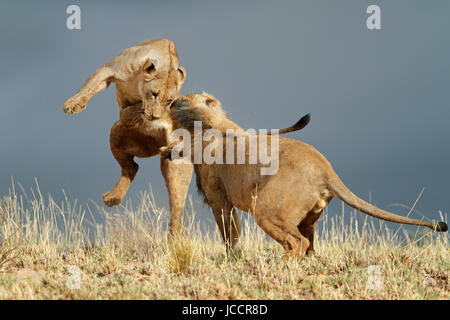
[[168, 236, 196, 275]]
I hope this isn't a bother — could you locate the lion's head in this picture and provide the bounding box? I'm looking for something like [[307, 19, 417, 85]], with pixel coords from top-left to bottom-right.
[[137, 40, 186, 120], [169, 92, 231, 131]]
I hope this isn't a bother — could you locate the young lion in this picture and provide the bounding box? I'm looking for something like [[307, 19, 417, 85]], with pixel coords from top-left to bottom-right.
[[162, 93, 448, 259], [117, 95, 310, 199], [62, 39, 191, 235]]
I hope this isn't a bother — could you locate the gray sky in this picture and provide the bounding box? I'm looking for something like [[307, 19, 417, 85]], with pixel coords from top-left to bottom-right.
[[0, 0, 449, 232]]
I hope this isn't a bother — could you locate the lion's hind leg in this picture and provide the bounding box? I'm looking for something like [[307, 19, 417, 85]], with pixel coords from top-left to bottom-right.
[[102, 151, 138, 207], [102, 123, 139, 207], [160, 157, 193, 237], [256, 215, 310, 260], [297, 197, 331, 255]]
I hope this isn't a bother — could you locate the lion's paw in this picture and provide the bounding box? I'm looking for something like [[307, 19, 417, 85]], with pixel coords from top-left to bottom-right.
[[102, 190, 123, 207], [62, 97, 88, 114]]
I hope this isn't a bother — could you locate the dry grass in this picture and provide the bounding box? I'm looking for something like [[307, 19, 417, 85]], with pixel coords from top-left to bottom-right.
[[0, 182, 448, 300]]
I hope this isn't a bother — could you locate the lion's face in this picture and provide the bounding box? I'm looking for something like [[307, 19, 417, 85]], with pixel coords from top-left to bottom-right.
[[138, 56, 186, 120]]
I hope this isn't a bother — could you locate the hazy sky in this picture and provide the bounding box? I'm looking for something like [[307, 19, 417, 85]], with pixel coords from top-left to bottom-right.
[[1, 0, 449, 232]]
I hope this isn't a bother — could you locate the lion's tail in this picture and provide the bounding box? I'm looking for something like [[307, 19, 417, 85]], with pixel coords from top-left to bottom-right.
[[328, 174, 448, 232], [276, 114, 310, 135]]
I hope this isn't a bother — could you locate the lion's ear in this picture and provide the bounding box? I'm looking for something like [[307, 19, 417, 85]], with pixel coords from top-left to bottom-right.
[[177, 66, 187, 85], [142, 58, 155, 81], [202, 92, 219, 107]]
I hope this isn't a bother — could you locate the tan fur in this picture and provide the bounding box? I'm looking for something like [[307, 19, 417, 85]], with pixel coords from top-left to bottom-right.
[[62, 39, 190, 235], [113, 97, 308, 236], [164, 93, 448, 259]]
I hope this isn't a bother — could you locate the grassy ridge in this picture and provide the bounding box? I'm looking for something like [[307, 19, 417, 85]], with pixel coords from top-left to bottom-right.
[[0, 183, 448, 299]]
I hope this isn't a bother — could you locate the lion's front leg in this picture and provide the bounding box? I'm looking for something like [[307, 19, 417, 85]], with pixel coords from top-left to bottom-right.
[[160, 157, 193, 236], [63, 66, 113, 114]]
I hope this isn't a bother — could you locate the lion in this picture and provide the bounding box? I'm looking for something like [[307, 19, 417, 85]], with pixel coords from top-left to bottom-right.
[[108, 89, 309, 235], [62, 39, 193, 234], [161, 93, 448, 258]]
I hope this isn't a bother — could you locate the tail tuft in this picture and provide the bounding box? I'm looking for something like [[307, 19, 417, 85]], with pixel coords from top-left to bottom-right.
[[277, 114, 311, 134], [435, 221, 448, 232], [293, 114, 310, 131]]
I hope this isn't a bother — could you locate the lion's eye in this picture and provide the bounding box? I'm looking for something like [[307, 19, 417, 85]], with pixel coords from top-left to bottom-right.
[[146, 64, 155, 73]]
